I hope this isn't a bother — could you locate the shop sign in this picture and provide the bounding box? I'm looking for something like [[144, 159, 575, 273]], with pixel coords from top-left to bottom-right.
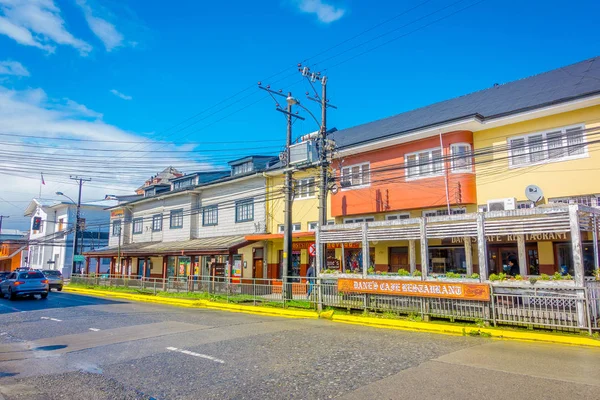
[[338, 278, 490, 301], [326, 258, 341, 269], [444, 232, 569, 245], [110, 209, 124, 219], [326, 242, 361, 249], [292, 242, 314, 251]]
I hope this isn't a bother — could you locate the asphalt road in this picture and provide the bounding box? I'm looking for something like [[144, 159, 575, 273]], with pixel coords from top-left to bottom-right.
[[0, 292, 599, 400]]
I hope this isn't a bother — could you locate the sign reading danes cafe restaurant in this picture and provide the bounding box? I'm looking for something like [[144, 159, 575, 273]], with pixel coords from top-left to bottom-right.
[[338, 278, 490, 301]]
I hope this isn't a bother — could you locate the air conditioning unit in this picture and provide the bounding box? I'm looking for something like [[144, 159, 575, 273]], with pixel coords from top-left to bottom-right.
[[289, 140, 318, 166], [487, 198, 516, 211]]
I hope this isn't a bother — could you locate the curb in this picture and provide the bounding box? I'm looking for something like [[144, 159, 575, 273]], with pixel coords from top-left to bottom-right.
[[64, 286, 600, 348], [64, 287, 318, 319]]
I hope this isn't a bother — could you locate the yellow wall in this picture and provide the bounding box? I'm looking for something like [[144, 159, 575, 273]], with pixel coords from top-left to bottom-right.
[[474, 105, 600, 204], [333, 205, 478, 223], [266, 168, 332, 233]]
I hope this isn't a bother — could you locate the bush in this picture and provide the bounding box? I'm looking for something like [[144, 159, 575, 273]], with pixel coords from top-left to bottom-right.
[[412, 270, 422, 277], [398, 269, 410, 276], [553, 272, 562, 281], [445, 272, 461, 279], [489, 273, 500, 281], [515, 274, 523, 281], [470, 273, 480, 279], [367, 266, 375, 274], [540, 273, 550, 281]]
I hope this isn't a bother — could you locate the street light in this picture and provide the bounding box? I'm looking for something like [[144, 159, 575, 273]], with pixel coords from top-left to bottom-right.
[[56, 191, 81, 275], [286, 96, 321, 128]]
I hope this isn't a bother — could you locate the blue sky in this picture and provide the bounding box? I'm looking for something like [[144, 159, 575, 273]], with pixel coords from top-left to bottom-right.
[[1, 0, 599, 229]]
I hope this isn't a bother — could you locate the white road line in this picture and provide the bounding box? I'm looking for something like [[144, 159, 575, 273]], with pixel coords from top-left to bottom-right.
[[89, 328, 100, 332], [165, 347, 225, 364], [40, 317, 50, 320], [40, 317, 62, 322]]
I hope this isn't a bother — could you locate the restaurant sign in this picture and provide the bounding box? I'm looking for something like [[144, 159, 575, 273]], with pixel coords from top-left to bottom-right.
[[338, 278, 490, 301], [110, 209, 124, 219], [444, 232, 569, 245]]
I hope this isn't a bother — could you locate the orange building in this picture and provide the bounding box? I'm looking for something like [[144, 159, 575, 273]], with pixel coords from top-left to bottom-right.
[[0, 242, 26, 272]]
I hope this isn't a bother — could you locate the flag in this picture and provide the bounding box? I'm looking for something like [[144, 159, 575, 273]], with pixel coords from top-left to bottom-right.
[[41, 173, 45, 185]]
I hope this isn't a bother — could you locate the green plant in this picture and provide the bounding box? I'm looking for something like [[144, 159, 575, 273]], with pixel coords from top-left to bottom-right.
[[553, 272, 563, 281], [367, 266, 375, 274], [529, 277, 538, 285], [540, 273, 550, 281], [445, 272, 461, 279], [470, 273, 480, 279], [515, 274, 523, 281], [474, 318, 485, 328], [381, 271, 388, 276], [412, 270, 422, 277], [489, 273, 500, 281], [345, 269, 351, 274], [563, 273, 573, 280], [398, 269, 410, 276], [407, 312, 422, 322]]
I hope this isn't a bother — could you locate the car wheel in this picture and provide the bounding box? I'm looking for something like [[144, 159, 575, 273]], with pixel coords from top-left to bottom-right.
[[57, 287, 63, 292], [41, 292, 48, 299], [0, 288, 4, 299], [8, 288, 16, 301]]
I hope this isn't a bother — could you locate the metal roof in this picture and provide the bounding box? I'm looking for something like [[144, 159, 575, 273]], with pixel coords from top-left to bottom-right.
[[331, 56, 600, 149]]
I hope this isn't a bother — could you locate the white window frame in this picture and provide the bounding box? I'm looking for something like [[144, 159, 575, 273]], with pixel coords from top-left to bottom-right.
[[278, 223, 301, 233], [295, 177, 316, 199], [549, 194, 599, 207], [385, 213, 411, 221], [450, 143, 473, 173], [132, 218, 143, 234], [202, 205, 218, 226], [343, 216, 375, 224], [152, 214, 163, 231], [422, 208, 466, 217], [235, 198, 254, 223], [308, 220, 335, 231], [508, 124, 587, 168], [516, 200, 534, 209], [340, 162, 370, 190], [405, 147, 444, 180], [232, 162, 253, 176]]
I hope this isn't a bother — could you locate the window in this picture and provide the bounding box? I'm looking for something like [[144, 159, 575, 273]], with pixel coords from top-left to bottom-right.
[[112, 220, 121, 236], [308, 220, 335, 231], [386, 213, 411, 220], [549, 194, 599, 207], [344, 216, 375, 223], [277, 223, 301, 233], [295, 177, 316, 199], [235, 199, 254, 222], [202, 205, 218, 226], [508, 125, 586, 167], [450, 144, 472, 172], [478, 205, 488, 212], [423, 208, 466, 217], [132, 218, 143, 234], [144, 188, 156, 197], [406, 148, 443, 179], [340, 163, 370, 189], [170, 209, 184, 229], [516, 201, 533, 209], [173, 178, 194, 190], [152, 214, 163, 231], [58, 218, 64, 231], [232, 161, 253, 176]]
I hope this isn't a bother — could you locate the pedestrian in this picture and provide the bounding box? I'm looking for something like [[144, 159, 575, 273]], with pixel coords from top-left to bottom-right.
[[306, 264, 315, 299], [508, 258, 520, 277]]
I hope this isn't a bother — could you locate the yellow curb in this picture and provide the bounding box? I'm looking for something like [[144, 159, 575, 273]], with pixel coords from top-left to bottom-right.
[[65, 287, 600, 348], [331, 314, 600, 348], [64, 287, 318, 319]]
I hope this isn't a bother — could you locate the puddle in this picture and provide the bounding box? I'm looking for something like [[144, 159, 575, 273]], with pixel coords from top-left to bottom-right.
[[32, 345, 67, 351]]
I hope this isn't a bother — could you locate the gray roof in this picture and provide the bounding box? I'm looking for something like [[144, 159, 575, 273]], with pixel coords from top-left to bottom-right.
[[331, 56, 600, 149]]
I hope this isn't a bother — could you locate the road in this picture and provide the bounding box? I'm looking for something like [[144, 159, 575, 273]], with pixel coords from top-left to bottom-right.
[[0, 292, 599, 400]]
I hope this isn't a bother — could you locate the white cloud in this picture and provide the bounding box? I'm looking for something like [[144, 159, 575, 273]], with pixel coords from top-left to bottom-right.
[[110, 89, 132, 100], [293, 0, 345, 23], [0, 0, 92, 54], [0, 60, 29, 76], [76, 0, 124, 51]]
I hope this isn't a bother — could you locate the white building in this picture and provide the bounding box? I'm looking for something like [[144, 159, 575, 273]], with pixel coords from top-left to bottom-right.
[[89, 156, 277, 280], [24, 199, 116, 277]]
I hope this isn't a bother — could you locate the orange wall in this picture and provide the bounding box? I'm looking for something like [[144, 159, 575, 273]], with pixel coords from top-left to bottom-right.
[[331, 131, 477, 216]]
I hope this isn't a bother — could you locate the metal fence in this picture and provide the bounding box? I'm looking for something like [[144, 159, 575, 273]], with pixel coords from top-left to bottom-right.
[[70, 274, 598, 334]]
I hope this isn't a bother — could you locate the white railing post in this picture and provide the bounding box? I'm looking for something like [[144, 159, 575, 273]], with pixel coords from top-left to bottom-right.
[[464, 237, 473, 276], [361, 223, 370, 277], [409, 239, 416, 274], [420, 218, 428, 280], [477, 213, 489, 280], [569, 204, 586, 329], [517, 234, 527, 276]]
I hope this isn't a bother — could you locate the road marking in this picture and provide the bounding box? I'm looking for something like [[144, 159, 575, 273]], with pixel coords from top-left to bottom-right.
[[89, 328, 100, 332], [40, 317, 62, 322], [165, 347, 225, 364]]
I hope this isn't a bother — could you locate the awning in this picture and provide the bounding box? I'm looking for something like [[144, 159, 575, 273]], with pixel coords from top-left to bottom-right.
[[84, 235, 253, 257], [245, 232, 315, 241]]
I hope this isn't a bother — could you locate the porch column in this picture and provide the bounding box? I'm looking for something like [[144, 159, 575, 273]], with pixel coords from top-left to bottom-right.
[[341, 243, 345, 271], [162, 256, 168, 290], [569, 205, 584, 286], [142, 257, 148, 279], [420, 218, 428, 280], [517, 235, 527, 276], [464, 237, 473, 276], [315, 226, 322, 276], [476, 213, 489, 280], [361, 223, 369, 278], [408, 239, 416, 274], [593, 214, 599, 273], [96, 257, 101, 275], [85, 257, 90, 275]]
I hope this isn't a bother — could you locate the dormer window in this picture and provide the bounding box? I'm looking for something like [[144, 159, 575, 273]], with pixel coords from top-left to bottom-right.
[[173, 177, 194, 190], [144, 187, 156, 197], [232, 161, 253, 176]]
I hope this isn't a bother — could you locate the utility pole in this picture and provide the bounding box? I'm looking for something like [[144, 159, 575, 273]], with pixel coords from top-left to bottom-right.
[[70, 176, 91, 274], [0, 215, 8, 235], [258, 83, 305, 299]]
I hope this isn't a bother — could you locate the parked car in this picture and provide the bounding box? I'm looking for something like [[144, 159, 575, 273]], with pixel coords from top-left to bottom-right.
[[0, 271, 49, 300], [0, 271, 10, 284], [41, 270, 64, 291]]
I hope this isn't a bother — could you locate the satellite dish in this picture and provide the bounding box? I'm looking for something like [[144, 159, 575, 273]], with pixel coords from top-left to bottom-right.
[[525, 185, 544, 203]]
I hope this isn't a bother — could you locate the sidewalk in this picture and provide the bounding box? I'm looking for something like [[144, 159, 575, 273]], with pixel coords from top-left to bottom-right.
[[64, 286, 600, 348]]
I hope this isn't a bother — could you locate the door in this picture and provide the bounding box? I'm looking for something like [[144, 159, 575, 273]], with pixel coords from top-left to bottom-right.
[[253, 259, 264, 279], [389, 247, 408, 272]]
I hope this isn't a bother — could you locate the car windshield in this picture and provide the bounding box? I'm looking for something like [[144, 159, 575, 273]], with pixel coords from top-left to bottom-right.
[[43, 271, 61, 276], [18, 272, 45, 280]]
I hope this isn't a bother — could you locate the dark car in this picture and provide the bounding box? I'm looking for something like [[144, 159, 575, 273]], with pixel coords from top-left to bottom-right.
[[0, 271, 10, 283], [0, 271, 49, 300], [41, 270, 64, 291]]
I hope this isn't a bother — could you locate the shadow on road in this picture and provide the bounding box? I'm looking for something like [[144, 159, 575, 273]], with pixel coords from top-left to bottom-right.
[[0, 292, 126, 314]]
